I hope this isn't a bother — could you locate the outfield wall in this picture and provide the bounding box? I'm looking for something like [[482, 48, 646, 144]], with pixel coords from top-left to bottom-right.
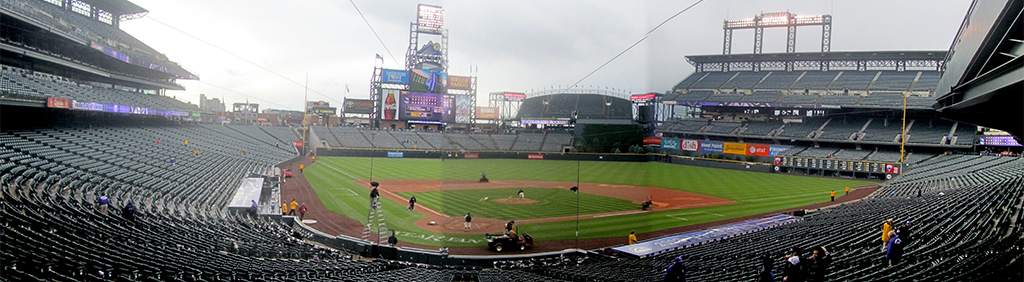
[[314, 147, 771, 173], [315, 147, 648, 162]]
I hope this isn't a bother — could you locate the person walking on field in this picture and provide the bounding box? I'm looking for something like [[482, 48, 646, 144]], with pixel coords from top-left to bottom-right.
[[369, 182, 380, 210], [408, 196, 417, 211], [281, 202, 288, 215], [845, 186, 850, 195], [464, 212, 472, 232], [628, 230, 637, 245], [289, 199, 297, 216], [831, 190, 836, 201], [298, 203, 308, 220], [518, 189, 525, 199]]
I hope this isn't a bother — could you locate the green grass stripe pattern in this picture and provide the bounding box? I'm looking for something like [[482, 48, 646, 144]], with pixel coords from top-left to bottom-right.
[[304, 157, 876, 247]]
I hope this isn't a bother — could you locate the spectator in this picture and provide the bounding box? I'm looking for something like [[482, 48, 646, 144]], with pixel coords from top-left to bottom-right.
[[896, 221, 912, 246], [250, 200, 258, 214], [783, 247, 806, 282], [387, 233, 398, 247], [170, 157, 176, 166], [289, 199, 297, 216], [882, 219, 893, 252], [807, 247, 832, 282], [886, 231, 903, 266], [757, 254, 774, 282], [122, 199, 137, 222], [664, 256, 685, 282], [298, 203, 308, 220], [628, 230, 637, 245], [96, 192, 110, 215]]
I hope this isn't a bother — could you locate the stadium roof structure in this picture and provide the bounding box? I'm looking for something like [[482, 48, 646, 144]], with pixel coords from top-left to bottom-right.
[[84, 0, 148, 20], [935, 0, 1022, 140], [686, 50, 947, 73]]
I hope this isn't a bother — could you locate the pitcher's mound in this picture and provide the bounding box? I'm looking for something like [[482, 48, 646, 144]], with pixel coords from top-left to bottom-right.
[[493, 198, 538, 205]]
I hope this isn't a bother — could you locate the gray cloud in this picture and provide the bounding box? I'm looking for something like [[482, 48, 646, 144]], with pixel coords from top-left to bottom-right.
[[121, 0, 971, 111]]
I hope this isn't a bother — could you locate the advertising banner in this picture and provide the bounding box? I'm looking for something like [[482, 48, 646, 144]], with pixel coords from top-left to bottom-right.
[[382, 90, 400, 120], [745, 144, 770, 157], [769, 145, 791, 157], [503, 92, 526, 101], [885, 163, 900, 174], [464, 153, 479, 159], [661, 138, 680, 150], [455, 95, 472, 123], [387, 152, 405, 158], [681, 139, 700, 152], [47, 97, 71, 109], [381, 69, 409, 84], [700, 141, 723, 153], [527, 154, 544, 160], [630, 93, 656, 102], [643, 137, 662, 146], [293, 141, 303, 147], [400, 91, 445, 121], [475, 107, 499, 120], [774, 157, 782, 165], [448, 76, 472, 90], [343, 98, 375, 114], [723, 142, 747, 155]]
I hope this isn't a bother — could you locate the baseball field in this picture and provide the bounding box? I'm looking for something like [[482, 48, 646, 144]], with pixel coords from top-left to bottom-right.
[[302, 157, 875, 249]]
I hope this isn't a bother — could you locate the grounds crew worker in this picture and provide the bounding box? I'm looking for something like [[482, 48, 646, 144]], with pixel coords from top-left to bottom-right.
[[629, 230, 637, 245], [831, 190, 836, 201], [369, 182, 380, 209]]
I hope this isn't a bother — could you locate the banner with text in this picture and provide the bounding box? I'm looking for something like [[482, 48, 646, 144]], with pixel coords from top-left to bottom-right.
[[448, 75, 472, 90], [381, 69, 409, 84], [661, 138, 680, 150], [475, 107, 499, 119]]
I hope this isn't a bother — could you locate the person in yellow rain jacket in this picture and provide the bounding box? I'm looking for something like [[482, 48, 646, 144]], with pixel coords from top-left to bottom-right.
[[289, 199, 297, 216], [831, 190, 836, 201], [281, 202, 288, 215], [628, 230, 637, 245]]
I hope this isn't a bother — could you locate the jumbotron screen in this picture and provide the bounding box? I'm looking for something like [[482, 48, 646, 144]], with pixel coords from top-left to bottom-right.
[[399, 91, 454, 122]]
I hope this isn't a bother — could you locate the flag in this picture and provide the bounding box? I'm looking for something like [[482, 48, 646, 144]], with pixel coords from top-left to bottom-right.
[[346, 84, 350, 93], [375, 54, 383, 61]]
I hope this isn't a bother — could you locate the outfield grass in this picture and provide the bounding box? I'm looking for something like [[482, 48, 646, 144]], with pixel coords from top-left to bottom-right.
[[395, 187, 637, 220], [304, 157, 876, 247]]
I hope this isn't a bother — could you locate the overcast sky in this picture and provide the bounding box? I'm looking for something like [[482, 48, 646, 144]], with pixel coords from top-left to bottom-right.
[[119, 0, 971, 111]]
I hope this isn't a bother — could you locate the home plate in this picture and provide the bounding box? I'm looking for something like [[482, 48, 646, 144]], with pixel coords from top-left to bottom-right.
[[302, 219, 318, 224]]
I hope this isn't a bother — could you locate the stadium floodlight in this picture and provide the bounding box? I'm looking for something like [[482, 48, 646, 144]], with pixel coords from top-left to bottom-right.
[[722, 11, 832, 54]]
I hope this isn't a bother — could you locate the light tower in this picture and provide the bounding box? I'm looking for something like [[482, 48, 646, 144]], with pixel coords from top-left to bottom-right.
[[723, 12, 832, 56]]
